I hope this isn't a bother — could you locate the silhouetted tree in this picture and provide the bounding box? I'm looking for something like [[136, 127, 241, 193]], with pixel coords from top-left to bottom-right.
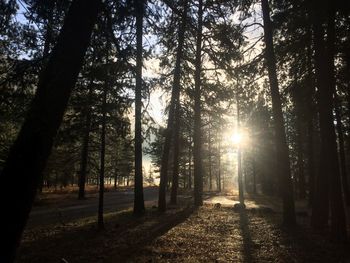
[[134, 0, 145, 215], [260, 0, 296, 226], [0, 0, 101, 261]]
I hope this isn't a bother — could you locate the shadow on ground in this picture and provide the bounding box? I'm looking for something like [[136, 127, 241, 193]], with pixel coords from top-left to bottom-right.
[[17, 205, 195, 263], [236, 200, 350, 263]]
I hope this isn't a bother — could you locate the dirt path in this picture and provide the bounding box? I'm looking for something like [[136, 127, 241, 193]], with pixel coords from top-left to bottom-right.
[[27, 187, 159, 227]]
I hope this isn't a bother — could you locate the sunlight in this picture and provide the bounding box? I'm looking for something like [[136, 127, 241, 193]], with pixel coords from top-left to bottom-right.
[[228, 130, 249, 147], [231, 133, 242, 145]]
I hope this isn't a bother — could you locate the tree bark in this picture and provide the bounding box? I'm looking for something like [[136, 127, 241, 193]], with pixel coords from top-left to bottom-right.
[[78, 79, 93, 200], [305, 31, 316, 206], [208, 122, 212, 191], [158, 0, 188, 211], [217, 133, 222, 192], [237, 95, 244, 204], [252, 156, 257, 194], [170, 101, 181, 204], [188, 134, 192, 189], [325, 4, 347, 242], [38, 4, 54, 194], [98, 81, 107, 229], [114, 148, 118, 189], [0, 0, 100, 261], [334, 93, 350, 206], [193, 0, 203, 206], [310, 0, 330, 230], [261, 0, 296, 226], [292, 85, 306, 199], [133, 0, 145, 215], [310, 0, 347, 241]]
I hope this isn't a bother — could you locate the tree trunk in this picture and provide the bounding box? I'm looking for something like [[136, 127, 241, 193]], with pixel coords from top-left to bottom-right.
[[133, 0, 145, 215], [310, 0, 330, 230], [170, 101, 180, 205], [252, 156, 257, 194], [217, 134, 222, 192], [334, 93, 350, 206], [114, 150, 118, 189], [158, 0, 188, 211], [0, 0, 100, 261], [78, 79, 93, 200], [98, 82, 107, 229], [188, 134, 192, 189], [293, 85, 306, 199], [306, 32, 316, 206], [310, 0, 347, 241], [325, 4, 347, 242], [38, 5, 54, 194], [237, 95, 244, 204], [296, 116, 306, 199], [208, 122, 212, 191], [261, 0, 296, 226], [193, 0, 203, 206]]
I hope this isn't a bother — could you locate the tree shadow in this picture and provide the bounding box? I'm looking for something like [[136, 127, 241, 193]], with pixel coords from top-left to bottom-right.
[[239, 208, 255, 263], [239, 201, 350, 263], [17, 205, 196, 263]]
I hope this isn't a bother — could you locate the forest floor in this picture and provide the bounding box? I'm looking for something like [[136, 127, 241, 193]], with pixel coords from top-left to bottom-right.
[[17, 191, 350, 263]]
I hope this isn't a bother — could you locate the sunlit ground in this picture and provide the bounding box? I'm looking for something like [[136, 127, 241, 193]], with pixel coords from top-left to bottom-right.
[[204, 190, 268, 210]]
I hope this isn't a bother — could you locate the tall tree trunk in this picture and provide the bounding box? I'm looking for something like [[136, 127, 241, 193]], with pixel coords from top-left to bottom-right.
[[114, 149, 118, 189], [310, 0, 330, 230], [170, 99, 182, 204], [193, 0, 203, 206], [306, 33, 316, 206], [134, 0, 145, 215], [293, 85, 306, 199], [0, 0, 100, 261], [38, 5, 54, 194], [334, 93, 350, 206], [296, 118, 306, 199], [208, 122, 212, 191], [78, 79, 93, 199], [98, 82, 107, 229], [158, 0, 188, 211], [188, 134, 192, 189], [217, 134, 222, 192], [237, 95, 244, 204], [252, 156, 257, 194], [311, 0, 347, 241], [261, 0, 296, 226], [325, 4, 347, 242]]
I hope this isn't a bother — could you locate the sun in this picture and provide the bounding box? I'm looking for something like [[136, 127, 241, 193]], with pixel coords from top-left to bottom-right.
[[224, 128, 249, 147], [227, 129, 249, 147], [231, 133, 242, 144]]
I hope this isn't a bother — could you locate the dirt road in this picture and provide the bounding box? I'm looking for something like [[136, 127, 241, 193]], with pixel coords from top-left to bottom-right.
[[27, 187, 159, 227]]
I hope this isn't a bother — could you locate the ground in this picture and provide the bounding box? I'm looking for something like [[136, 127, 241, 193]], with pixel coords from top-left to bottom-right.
[[16, 189, 350, 263]]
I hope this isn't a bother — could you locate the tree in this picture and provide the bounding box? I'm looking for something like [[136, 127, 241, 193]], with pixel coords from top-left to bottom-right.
[[310, 0, 347, 241], [78, 78, 93, 199], [134, 0, 145, 215], [98, 67, 108, 229], [193, 0, 204, 206], [0, 0, 101, 261], [158, 0, 188, 210], [236, 92, 244, 205], [260, 0, 296, 226]]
